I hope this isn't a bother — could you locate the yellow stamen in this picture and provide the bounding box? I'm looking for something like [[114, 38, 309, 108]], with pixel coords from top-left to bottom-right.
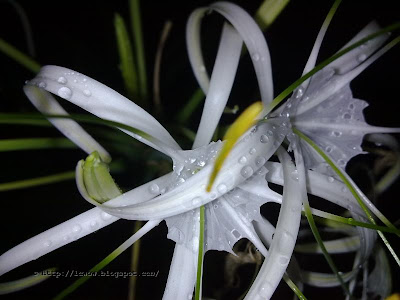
[[207, 101, 263, 192]]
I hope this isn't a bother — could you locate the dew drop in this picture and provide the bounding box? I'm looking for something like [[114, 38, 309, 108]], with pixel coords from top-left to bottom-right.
[[38, 82, 47, 88], [44, 240, 52, 247], [249, 148, 256, 155], [187, 293, 193, 300], [90, 221, 98, 229], [295, 88, 304, 99], [217, 183, 227, 193], [338, 159, 345, 166], [255, 156, 266, 167], [332, 131, 342, 137], [348, 103, 355, 110], [231, 229, 241, 239], [241, 166, 254, 178], [72, 225, 82, 233], [258, 282, 273, 298], [63, 235, 70, 241], [327, 176, 334, 183], [213, 204, 219, 209], [101, 211, 112, 220], [57, 87, 72, 99], [83, 89, 92, 97], [149, 183, 160, 194], [290, 170, 299, 181], [251, 53, 260, 61], [267, 130, 273, 136], [342, 113, 351, 120], [57, 76, 67, 84], [239, 156, 247, 164], [209, 192, 217, 200], [192, 197, 201, 206], [357, 54, 367, 62], [325, 146, 332, 153], [279, 255, 289, 265], [260, 135, 269, 143], [199, 65, 206, 73]]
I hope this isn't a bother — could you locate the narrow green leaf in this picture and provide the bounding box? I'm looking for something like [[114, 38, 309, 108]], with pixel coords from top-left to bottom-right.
[[0, 268, 56, 295], [255, 0, 290, 31], [114, 13, 140, 103], [265, 23, 400, 115], [129, 0, 148, 100], [294, 127, 400, 267], [0, 171, 75, 192], [0, 38, 41, 73], [176, 88, 205, 124], [0, 138, 75, 152]]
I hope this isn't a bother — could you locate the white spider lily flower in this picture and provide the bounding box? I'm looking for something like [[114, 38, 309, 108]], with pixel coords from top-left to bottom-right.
[[0, 1, 398, 299]]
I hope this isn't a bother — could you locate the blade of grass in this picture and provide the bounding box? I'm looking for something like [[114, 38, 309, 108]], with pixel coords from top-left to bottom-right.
[[265, 23, 400, 115], [0, 38, 40, 73], [0, 138, 75, 152], [255, 0, 290, 31], [0, 268, 56, 295], [115, 13, 140, 103], [0, 171, 75, 192], [294, 127, 400, 267], [129, 0, 148, 100]]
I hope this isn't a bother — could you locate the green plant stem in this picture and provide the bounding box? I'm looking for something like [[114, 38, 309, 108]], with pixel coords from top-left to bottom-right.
[[195, 205, 205, 300]]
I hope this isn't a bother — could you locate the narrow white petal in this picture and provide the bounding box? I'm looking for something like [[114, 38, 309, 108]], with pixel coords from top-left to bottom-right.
[[210, 2, 274, 104], [97, 122, 286, 220], [26, 66, 181, 156], [23, 85, 111, 162], [244, 148, 303, 300], [186, 7, 210, 93], [193, 23, 242, 148], [162, 243, 198, 300], [0, 174, 171, 276]]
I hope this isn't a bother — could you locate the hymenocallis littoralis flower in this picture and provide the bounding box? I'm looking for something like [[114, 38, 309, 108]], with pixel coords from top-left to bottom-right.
[[0, 1, 399, 299]]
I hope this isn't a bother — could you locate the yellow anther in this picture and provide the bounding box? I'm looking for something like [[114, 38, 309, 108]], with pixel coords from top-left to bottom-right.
[[207, 101, 263, 192]]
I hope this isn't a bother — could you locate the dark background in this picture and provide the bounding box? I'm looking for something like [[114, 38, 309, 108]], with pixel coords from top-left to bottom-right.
[[0, 0, 399, 299]]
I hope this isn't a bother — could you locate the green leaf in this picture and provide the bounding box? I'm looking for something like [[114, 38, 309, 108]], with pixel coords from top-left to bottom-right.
[[0, 38, 40, 73], [0, 138, 75, 152], [114, 13, 140, 103]]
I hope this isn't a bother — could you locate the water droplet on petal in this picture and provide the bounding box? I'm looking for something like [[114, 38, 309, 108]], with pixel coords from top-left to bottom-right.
[[325, 146, 332, 153], [342, 113, 351, 119], [209, 193, 217, 200], [290, 170, 299, 181], [57, 76, 67, 84], [58, 87, 72, 99], [83, 89, 91, 97], [239, 156, 247, 164], [249, 148, 256, 155], [90, 221, 98, 229], [44, 240, 52, 247], [255, 156, 266, 167], [149, 183, 160, 194], [252, 53, 260, 61], [38, 82, 47, 88], [217, 183, 227, 194], [258, 282, 273, 298], [279, 255, 289, 265], [260, 135, 269, 143], [192, 197, 201, 206], [101, 211, 112, 220], [357, 54, 367, 62], [327, 176, 334, 183], [241, 166, 254, 178], [72, 225, 82, 233], [231, 229, 241, 239]]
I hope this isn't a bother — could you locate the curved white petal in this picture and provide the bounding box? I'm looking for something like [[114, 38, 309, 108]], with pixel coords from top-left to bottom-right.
[[25, 66, 181, 156], [23, 85, 111, 162], [0, 174, 171, 276], [192, 23, 242, 148], [244, 148, 303, 300], [210, 2, 273, 105], [96, 121, 287, 220]]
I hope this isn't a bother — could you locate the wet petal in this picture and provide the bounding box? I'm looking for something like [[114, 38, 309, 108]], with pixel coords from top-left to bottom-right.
[[25, 66, 181, 156]]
